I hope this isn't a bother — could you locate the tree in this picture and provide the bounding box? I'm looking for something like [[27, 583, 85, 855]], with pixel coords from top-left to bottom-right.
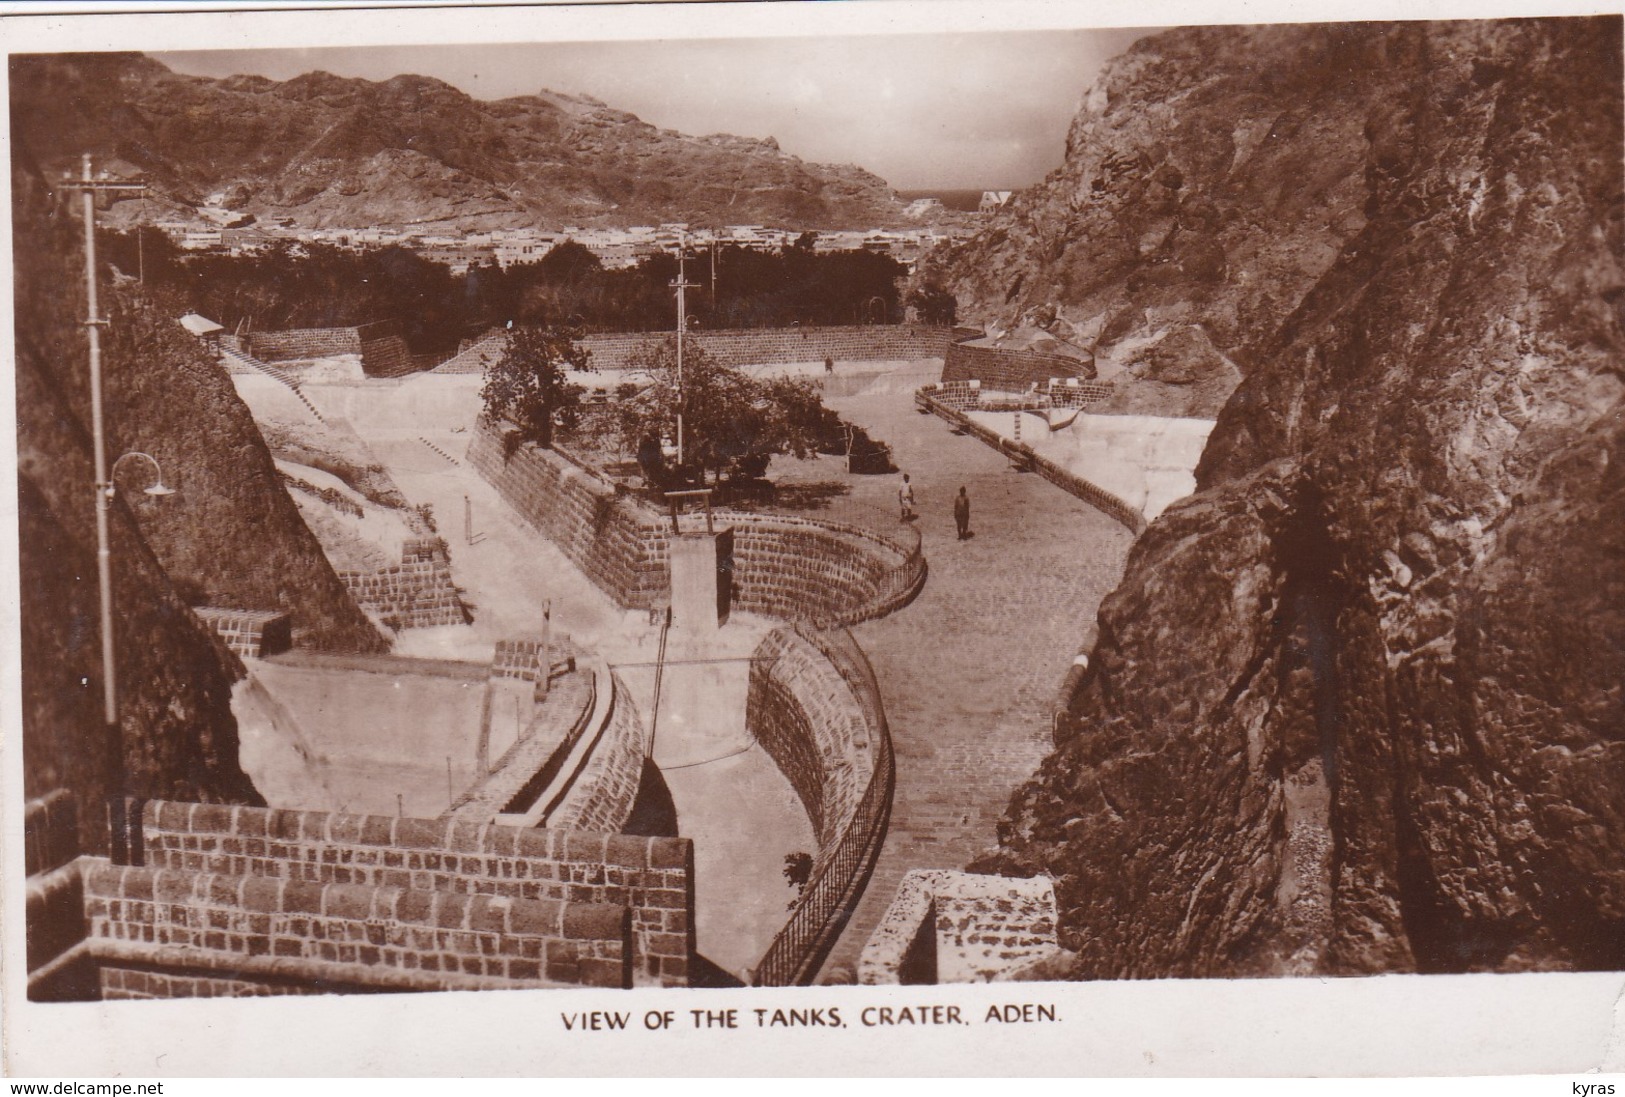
[[907, 282, 958, 326], [479, 325, 592, 450], [614, 336, 829, 487]]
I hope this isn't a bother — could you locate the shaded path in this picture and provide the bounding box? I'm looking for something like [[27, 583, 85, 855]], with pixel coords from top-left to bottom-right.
[[769, 387, 1136, 978]]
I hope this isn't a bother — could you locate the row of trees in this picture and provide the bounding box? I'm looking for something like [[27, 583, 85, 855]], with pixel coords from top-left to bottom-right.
[[480, 328, 893, 490], [100, 230, 928, 358]]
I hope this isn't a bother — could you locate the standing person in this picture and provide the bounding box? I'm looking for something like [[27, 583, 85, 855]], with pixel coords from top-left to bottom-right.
[[953, 486, 971, 540], [824, 355, 835, 375], [899, 472, 916, 521]]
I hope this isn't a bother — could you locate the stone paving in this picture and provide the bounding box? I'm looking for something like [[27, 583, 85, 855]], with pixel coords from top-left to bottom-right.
[[768, 383, 1136, 978]]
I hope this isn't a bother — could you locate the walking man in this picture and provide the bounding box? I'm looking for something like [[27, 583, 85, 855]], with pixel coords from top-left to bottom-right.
[[953, 486, 971, 540], [899, 472, 916, 521]]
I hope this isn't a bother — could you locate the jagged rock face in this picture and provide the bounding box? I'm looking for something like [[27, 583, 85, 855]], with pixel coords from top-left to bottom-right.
[[8, 54, 903, 230], [983, 18, 1625, 977], [12, 158, 386, 850], [922, 23, 1446, 402]]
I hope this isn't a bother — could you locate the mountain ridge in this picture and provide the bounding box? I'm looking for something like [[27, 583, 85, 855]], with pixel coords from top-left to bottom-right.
[[8, 52, 907, 231]]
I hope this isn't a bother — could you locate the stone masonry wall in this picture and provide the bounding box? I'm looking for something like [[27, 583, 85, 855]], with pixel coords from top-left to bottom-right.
[[193, 607, 292, 659], [135, 800, 692, 987], [248, 320, 414, 378], [439, 325, 954, 375], [354, 320, 415, 378], [469, 421, 925, 627], [25, 792, 85, 977], [747, 628, 882, 858], [941, 342, 1095, 389], [248, 327, 361, 361], [728, 515, 926, 627], [468, 425, 669, 606], [859, 869, 1060, 985], [83, 859, 630, 997], [339, 541, 469, 630], [547, 673, 649, 837]]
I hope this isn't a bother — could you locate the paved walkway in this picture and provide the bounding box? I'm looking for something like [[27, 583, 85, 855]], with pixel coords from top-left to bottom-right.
[[771, 385, 1136, 978]]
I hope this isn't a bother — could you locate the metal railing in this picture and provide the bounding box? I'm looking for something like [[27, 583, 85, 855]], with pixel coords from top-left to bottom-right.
[[750, 626, 894, 986]]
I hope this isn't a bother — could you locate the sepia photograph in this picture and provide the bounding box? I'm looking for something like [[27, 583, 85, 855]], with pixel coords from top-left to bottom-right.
[[3, 0, 1622, 1078]]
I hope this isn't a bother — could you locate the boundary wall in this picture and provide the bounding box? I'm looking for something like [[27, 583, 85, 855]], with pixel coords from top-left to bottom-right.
[[941, 342, 1095, 388], [746, 626, 893, 986], [467, 421, 925, 629], [247, 320, 414, 378], [438, 325, 956, 375], [24, 793, 694, 998], [915, 386, 1147, 534]]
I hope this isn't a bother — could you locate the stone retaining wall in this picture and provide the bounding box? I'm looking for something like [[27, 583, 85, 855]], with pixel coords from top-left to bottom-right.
[[941, 342, 1095, 389], [24, 792, 695, 997], [547, 675, 649, 837], [859, 869, 1060, 985], [339, 541, 469, 630], [747, 627, 881, 849], [468, 421, 925, 628], [746, 625, 894, 985], [439, 325, 955, 375], [25, 793, 85, 977], [248, 320, 414, 379]]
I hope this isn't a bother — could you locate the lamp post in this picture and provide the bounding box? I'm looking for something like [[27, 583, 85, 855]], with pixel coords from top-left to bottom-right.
[[63, 155, 162, 864], [95, 453, 176, 865]]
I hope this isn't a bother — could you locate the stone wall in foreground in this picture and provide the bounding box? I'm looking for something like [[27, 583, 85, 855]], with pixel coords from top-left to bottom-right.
[[24, 793, 696, 998]]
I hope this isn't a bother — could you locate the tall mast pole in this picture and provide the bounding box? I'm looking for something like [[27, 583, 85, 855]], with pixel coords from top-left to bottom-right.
[[670, 233, 698, 470], [65, 154, 145, 863]]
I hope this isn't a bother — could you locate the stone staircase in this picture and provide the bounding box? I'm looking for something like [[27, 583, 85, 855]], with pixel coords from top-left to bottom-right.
[[218, 335, 326, 423]]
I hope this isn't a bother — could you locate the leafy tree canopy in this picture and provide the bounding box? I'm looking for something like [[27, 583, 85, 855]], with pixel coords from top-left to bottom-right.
[[479, 325, 591, 450], [610, 336, 829, 486]]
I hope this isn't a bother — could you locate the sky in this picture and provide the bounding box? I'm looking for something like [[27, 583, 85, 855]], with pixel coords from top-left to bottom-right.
[[154, 29, 1153, 191]]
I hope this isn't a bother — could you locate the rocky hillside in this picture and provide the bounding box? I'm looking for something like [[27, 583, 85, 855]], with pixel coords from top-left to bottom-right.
[[921, 23, 1471, 416], [8, 53, 903, 231], [13, 157, 386, 852], [978, 18, 1624, 977]]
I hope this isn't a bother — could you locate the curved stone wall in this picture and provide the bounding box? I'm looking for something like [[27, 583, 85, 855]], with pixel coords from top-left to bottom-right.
[[468, 420, 925, 628], [941, 341, 1095, 389], [746, 626, 893, 985]]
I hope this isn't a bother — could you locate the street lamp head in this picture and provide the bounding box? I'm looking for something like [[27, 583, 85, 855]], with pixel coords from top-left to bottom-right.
[[106, 451, 176, 503]]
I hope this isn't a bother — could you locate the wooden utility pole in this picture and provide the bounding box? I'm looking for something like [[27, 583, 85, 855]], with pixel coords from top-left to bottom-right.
[[670, 234, 699, 469]]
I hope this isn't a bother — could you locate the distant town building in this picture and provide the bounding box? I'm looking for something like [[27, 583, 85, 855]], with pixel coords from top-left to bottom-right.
[[979, 190, 1013, 213]]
